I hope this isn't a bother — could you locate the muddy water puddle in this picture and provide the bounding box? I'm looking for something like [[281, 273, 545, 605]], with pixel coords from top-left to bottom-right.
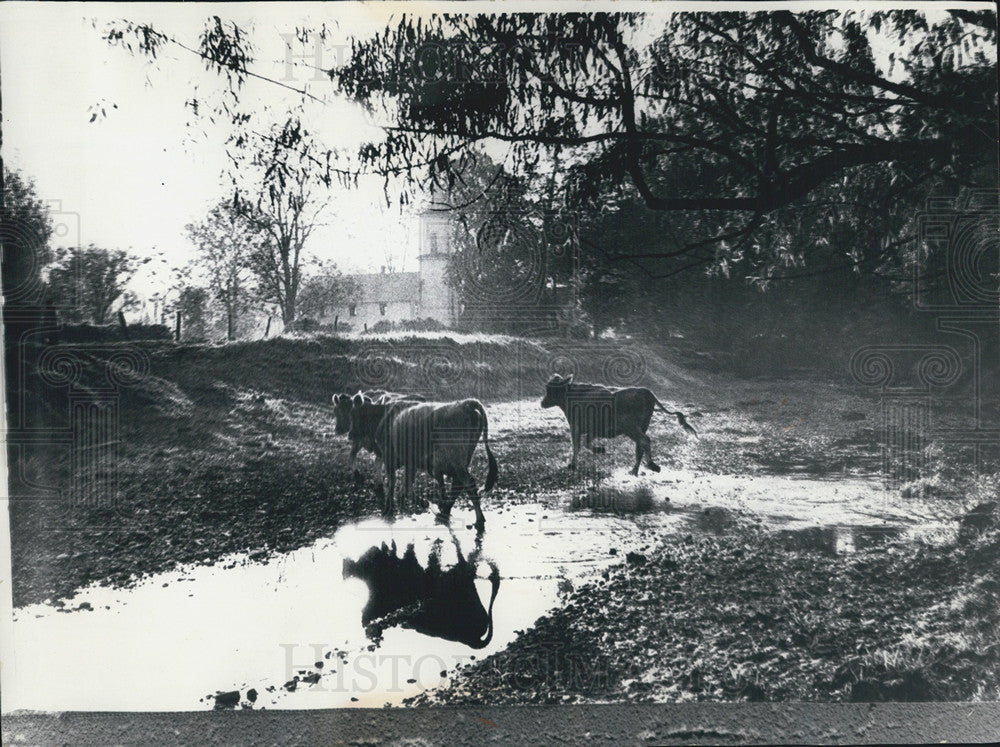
[[6, 503, 684, 711], [5, 469, 955, 712]]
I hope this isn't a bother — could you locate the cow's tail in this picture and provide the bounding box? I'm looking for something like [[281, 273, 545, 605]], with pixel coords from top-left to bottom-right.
[[652, 394, 699, 439], [473, 563, 501, 649], [467, 400, 499, 492]]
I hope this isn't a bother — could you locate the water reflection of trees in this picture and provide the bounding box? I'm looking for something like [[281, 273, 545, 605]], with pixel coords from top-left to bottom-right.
[[343, 535, 500, 649]]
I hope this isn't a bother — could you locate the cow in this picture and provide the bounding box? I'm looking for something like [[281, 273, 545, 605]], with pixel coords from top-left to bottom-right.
[[333, 389, 424, 484], [346, 392, 424, 505], [540, 374, 698, 475], [376, 399, 498, 532], [342, 536, 500, 649]]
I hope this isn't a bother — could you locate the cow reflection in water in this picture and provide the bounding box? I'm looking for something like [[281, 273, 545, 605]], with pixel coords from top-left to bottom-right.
[[342, 535, 500, 649]]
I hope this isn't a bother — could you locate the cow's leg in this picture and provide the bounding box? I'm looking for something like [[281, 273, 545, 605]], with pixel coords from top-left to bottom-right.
[[641, 432, 661, 472], [568, 430, 582, 470], [630, 440, 643, 476], [349, 442, 364, 485], [435, 475, 459, 525], [465, 472, 485, 534], [383, 465, 396, 516], [431, 470, 447, 512], [401, 464, 416, 512], [625, 427, 660, 474], [373, 455, 386, 504]]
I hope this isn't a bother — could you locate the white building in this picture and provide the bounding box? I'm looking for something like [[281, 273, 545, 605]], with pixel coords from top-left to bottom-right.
[[333, 194, 457, 330]]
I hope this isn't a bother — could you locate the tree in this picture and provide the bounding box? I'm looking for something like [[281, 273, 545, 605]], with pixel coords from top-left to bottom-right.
[[45, 245, 143, 324], [186, 201, 262, 340], [103, 10, 996, 284], [297, 270, 358, 322], [330, 11, 996, 280], [237, 118, 331, 326], [1, 165, 53, 306], [423, 150, 578, 333], [174, 284, 210, 341]]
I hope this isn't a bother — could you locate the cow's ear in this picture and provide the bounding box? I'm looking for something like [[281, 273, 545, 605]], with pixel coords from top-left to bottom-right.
[[333, 393, 342, 404], [565, 374, 574, 384], [352, 393, 363, 407]]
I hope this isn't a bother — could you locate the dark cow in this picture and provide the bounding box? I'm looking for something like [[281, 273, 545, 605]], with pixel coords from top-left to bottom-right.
[[347, 393, 425, 506], [333, 389, 423, 483], [377, 400, 498, 531], [540, 374, 697, 475], [342, 536, 500, 649]]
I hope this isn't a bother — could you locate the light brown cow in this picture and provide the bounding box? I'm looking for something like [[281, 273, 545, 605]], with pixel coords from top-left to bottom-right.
[[541, 374, 697, 475], [376, 399, 499, 532]]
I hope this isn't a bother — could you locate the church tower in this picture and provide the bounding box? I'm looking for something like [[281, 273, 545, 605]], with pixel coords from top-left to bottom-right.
[[417, 188, 456, 324]]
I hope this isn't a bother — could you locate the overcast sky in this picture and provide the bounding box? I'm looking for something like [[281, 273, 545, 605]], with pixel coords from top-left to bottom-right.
[[1, 2, 425, 300], [0, 2, 970, 302]]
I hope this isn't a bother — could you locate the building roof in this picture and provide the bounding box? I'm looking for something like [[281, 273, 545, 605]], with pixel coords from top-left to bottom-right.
[[346, 272, 420, 303]]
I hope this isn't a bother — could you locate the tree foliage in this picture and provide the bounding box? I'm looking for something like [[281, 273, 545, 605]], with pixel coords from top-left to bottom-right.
[[297, 270, 358, 322], [45, 245, 144, 324], [235, 118, 332, 325], [1, 165, 53, 305], [186, 200, 263, 340], [103, 10, 997, 287], [332, 10, 996, 279]]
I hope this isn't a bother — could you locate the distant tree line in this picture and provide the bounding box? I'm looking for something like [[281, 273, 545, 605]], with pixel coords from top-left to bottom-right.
[[4, 153, 357, 344]]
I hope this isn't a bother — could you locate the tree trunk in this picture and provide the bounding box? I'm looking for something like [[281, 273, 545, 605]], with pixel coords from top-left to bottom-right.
[[227, 306, 235, 341]]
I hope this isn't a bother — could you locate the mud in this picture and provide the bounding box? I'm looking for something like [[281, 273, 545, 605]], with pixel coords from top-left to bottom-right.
[[6, 464, 957, 711], [6, 388, 994, 711]]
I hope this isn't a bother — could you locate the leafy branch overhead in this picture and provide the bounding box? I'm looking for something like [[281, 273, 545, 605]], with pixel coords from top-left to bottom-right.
[[102, 10, 997, 280], [332, 11, 995, 211]]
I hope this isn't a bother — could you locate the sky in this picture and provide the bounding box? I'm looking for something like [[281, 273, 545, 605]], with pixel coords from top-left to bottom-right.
[[0, 2, 979, 305], [1, 2, 425, 301]]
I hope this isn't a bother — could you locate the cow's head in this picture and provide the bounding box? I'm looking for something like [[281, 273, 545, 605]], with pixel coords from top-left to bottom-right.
[[347, 392, 373, 438], [541, 374, 572, 408], [332, 393, 354, 434]]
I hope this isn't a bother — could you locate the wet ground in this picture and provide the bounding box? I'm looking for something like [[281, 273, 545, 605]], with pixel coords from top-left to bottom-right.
[[6, 459, 956, 712], [8, 380, 994, 712]]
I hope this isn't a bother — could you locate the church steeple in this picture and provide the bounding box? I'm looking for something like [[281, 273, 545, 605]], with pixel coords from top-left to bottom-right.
[[417, 187, 455, 324]]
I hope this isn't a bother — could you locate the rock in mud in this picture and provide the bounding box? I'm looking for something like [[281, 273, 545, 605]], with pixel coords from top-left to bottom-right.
[[246, 688, 257, 703], [213, 690, 240, 709]]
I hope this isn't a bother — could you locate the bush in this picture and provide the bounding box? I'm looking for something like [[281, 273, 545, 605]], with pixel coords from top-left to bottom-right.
[[285, 317, 347, 335]]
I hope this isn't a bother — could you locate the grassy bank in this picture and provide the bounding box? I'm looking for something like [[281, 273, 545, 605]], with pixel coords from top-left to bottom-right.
[[409, 512, 1000, 704]]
